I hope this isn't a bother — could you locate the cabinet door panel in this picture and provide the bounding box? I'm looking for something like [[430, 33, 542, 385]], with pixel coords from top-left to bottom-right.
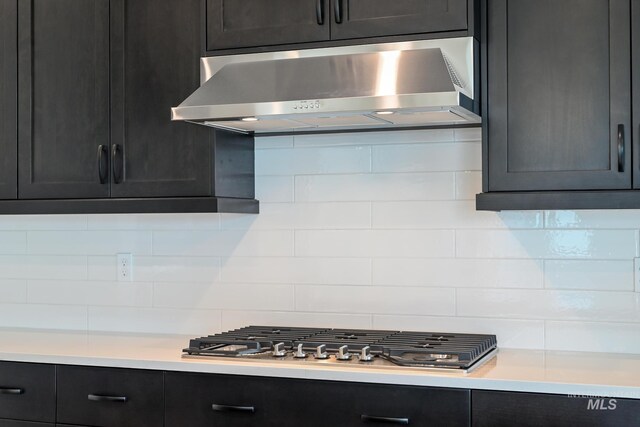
[[633, 0, 640, 188], [206, 0, 330, 51], [330, 0, 467, 40], [17, 0, 110, 199], [0, 362, 55, 423], [0, 0, 17, 200], [110, 0, 212, 198], [487, 0, 631, 191]]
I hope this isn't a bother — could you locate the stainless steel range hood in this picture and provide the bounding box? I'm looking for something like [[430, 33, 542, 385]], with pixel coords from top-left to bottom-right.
[[171, 37, 480, 134]]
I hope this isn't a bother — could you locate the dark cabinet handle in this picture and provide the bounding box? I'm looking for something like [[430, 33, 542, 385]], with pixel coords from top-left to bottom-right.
[[112, 144, 123, 184], [316, 0, 325, 24], [617, 124, 625, 172], [361, 415, 410, 425], [97, 145, 108, 184], [88, 394, 128, 403], [0, 388, 24, 395], [211, 404, 255, 413], [334, 0, 343, 23]]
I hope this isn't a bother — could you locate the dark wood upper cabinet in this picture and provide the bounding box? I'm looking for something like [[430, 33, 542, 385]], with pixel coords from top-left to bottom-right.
[[206, 0, 331, 51], [484, 0, 631, 192], [330, 0, 468, 40], [17, 0, 110, 200], [110, 0, 212, 198], [0, 0, 18, 200]]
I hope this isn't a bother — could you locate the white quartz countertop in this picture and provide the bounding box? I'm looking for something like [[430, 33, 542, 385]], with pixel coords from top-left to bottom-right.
[[0, 328, 638, 399]]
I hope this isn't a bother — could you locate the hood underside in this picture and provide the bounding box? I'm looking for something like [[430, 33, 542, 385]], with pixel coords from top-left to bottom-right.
[[172, 37, 480, 134]]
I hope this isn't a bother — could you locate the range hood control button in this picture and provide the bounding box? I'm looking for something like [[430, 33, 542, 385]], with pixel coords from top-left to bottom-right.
[[359, 346, 374, 362], [336, 345, 352, 361], [293, 343, 308, 359], [272, 342, 287, 357], [314, 344, 329, 360]]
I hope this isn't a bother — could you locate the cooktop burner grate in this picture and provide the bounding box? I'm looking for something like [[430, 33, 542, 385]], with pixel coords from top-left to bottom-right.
[[185, 326, 497, 370]]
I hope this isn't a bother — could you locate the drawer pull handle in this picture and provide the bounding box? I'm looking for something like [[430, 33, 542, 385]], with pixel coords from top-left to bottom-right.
[[211, 404, 255, 413], [88, 394, 128, 403], [361, 414, 410, 425], [0, 388, 23, 395]]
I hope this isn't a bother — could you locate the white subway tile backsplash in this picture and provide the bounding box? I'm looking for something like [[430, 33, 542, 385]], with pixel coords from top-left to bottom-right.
[[0, 280, 27, 303], [153, 283, 294, 311], [455, 171, 482, 200], [153, 230, 294, 257], [0, 128, 636, 353], [296, 285, 456, 316], [256, 146, 370, 175], [373, 258, 543, 288], [0, 232, 27, 254], [546, 321, 640, 354], [295, 230, 455, 258], [220, 257, 371, 285], [545, 260, 633, 291], [221, 311, 372, 330], [220, 202, 371, 230], [87, 214, 220, 230], [87, 307, 221, 335], [295, 173, 456, 202], [0, 303, 87, 330], [372, 201, 542, 229], [255, 176, 294, 203], [27, 280, 153, 307], [456, 230, 638, 259], [27, 231, 152, 255], [0, 255, 86, 280], [372, 315, 545, 349], [458, 289, 640, 322], [293, 128, 455, 147], [372, 142, 481, 172]]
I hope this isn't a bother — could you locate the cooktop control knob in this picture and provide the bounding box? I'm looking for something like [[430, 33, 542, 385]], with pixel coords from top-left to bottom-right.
[[293, 343, 308, 359], [359, 346, 374, 362], [272, 342, 287, 357], [314, 344, 329, 360], [336, 345, 352, 361]]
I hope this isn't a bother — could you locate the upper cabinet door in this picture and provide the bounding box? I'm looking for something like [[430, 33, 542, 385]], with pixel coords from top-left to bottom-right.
[[17, 0, 110, 199], [206, 0, 331, 51], [0, 0, 17, 200], [486, 0, 631, 191], [110, 0, 212, 198], [330, 0, 468, 40]]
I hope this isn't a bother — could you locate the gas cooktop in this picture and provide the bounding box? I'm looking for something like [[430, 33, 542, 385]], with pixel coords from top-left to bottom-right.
[[183, 326, 497, 373]]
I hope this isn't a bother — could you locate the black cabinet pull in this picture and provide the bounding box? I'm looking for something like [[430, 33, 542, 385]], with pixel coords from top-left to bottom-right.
[[112, 144, 123, 184], [334, 0, 343, 23], [97, 145, 108, 184], [0, 387, 24, 395], [361, 415, 410, 425], [316, 0, 325, 24], [617, 124, 625, 172], [88, 394, 128, 403], [211, 404, 255, 413]]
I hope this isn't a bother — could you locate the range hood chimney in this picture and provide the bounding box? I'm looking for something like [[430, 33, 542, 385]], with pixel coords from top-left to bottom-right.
[[172, 37, 480, 134]]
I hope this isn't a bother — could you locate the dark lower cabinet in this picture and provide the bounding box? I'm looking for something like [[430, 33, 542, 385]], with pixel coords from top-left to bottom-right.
[[0, 0, 18, 200], [472, 390, 640, 427], [165, 372, 470, 427], [17, 0, 111, 200], [0, 422, 53, 427], [0, 362, 55, 424], [56, 366, 164, 427]]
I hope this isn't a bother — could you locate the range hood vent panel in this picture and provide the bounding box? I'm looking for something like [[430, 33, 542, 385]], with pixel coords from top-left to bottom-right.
[[172, 37, 480, 134]]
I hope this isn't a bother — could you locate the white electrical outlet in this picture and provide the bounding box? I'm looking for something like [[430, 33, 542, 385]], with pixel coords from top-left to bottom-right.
[[635, 258, 640, 293], [117, 253, 133, 282]]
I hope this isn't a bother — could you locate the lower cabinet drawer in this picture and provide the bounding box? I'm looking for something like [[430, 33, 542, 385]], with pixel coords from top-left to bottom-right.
[[0, 362, 55, 423], [165, 372, 268, 427], [472, 390, 640, 427], [56, 365, 163, 427]]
